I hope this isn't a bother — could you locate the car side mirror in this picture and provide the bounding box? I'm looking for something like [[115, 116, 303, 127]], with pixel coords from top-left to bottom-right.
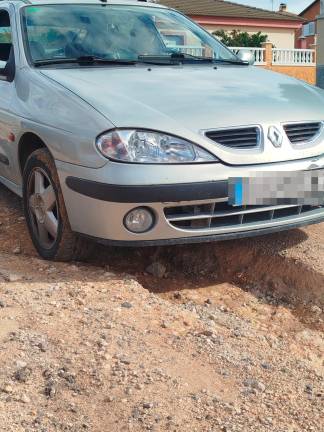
[[236, 49, 255, 65]]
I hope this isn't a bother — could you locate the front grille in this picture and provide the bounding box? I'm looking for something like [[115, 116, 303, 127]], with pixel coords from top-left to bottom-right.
[[205, 127, 260, 149], [284, 122, 322, 144], [164, 199, 323, 231]]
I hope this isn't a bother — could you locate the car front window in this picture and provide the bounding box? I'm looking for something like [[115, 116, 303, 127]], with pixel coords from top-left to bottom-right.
[[21, 4, 238, 65]]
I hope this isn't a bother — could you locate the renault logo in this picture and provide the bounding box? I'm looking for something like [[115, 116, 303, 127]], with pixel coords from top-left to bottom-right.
[[268, 126, 283, 148]]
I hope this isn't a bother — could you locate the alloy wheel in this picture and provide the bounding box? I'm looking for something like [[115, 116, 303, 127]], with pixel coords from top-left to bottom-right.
[[27, 167, 59, 249]]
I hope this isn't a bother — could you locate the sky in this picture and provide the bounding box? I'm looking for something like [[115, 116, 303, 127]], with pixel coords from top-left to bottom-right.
[[232, 0, 314, 14]]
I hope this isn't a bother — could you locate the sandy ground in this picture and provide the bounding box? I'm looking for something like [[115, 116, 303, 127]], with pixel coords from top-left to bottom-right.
[[0, 183, 323, 432]]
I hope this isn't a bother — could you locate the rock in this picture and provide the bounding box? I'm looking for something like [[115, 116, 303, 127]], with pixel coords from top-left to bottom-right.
[[14, 367, 31, 383], [261, 362, 271, 370], [13, 246, 21, 255], [19, 394, 30, 404], [8, 274, 22, 282], [119, 356, 131, 365], [243, 378, 266, 392], [143, 402, 153, 409], [201, 330, 213, 337], [44, 381, 56, 398], [0, 300, 5, 308], [15, 361, 27, 369], [310, 305, 322, 315], [256, 381, 266, 393], [37, 342, 48, 352], [58, 368, 76, 384], [135, 383, 144, 390], [121, 302, 133, 309], [146, 262, 167, 279], [104, 396, 114, 403], [2, 385, 13, 394], [69, 403, 77, 413]]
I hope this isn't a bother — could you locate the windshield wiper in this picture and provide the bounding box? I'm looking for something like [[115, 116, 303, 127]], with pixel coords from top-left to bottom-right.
[[211, 58, 246, 65], [138, 52, 215, 64], [34, 56, 137, 67], [137, 53, 184, 65], [33, 54, 246, 67], [138, 53, 245, 65]]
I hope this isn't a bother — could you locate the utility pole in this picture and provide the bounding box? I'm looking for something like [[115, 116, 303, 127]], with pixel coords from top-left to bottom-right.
[[271, 0, 274, 11]]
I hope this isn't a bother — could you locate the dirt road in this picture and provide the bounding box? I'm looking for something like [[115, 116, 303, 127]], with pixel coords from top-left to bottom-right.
[[0, 183, 323, 432]]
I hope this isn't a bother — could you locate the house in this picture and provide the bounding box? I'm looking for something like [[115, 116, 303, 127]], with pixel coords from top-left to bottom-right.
[[296, 0, 320, 48], [160, 0, 304, 48]]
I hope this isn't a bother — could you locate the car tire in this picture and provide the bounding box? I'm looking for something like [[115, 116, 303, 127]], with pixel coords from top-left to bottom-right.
[[23, 148, 92, 261]]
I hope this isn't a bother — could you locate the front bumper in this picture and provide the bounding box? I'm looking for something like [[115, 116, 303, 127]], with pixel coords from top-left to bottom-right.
[[56, 156, 324, 245]]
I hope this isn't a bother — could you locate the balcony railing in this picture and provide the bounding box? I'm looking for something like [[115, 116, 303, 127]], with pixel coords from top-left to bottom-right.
[[229, 47, 266, 65], [272, 49, 316, 66], [165, 44, 316, 67]]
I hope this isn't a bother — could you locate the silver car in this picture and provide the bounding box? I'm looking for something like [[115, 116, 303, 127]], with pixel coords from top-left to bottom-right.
[[1, 0, 324, 260]]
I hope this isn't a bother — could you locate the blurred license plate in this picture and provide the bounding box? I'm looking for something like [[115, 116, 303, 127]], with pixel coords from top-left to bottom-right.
[[228, 170, 324, 206]]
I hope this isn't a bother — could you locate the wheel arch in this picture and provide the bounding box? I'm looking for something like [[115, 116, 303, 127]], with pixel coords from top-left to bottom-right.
[[18, 132, 49, 175]]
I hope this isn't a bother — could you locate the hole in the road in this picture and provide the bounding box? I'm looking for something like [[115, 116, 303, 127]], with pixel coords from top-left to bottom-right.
[[0, 182, 323, 329], [84, 233, 324, 316]]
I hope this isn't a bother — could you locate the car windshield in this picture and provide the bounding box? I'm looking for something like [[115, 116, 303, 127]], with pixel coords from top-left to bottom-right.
[[21, 4, 239, 65]]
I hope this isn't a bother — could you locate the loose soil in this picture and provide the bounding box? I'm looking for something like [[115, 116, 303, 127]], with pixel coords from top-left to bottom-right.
[[0, 183, 323, 432]]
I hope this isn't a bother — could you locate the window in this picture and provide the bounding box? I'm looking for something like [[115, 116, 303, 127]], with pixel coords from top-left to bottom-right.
[[0, 10, 11, 62], [302, 21, 316, 37], [162, 34, 185, 47], [22, 5, 237, 63]]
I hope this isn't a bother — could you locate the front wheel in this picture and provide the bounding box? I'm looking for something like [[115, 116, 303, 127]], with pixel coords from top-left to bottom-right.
[[23, 148, 91, 261]]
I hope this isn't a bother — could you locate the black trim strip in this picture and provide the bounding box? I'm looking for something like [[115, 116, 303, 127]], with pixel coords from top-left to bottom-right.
[[66, 177, 228, 203], [79, 214, 324, 247]]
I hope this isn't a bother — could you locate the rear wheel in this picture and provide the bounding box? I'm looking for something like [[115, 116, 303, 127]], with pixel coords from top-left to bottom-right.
[[23, 148, 91, 261]]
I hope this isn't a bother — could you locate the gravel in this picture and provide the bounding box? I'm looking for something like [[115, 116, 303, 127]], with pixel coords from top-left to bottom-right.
[[0, 183, 323, 431]]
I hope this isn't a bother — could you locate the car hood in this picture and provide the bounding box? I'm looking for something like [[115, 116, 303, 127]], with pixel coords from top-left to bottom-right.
[[41, 64, 324, 165]]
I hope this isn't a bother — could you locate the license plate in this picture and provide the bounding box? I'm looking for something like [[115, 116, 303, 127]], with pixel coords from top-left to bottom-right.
[[228, 170, 324, 206]]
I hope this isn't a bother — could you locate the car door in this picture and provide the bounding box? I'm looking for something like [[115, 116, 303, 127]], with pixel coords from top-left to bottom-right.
[[0, 6, 18, 183]]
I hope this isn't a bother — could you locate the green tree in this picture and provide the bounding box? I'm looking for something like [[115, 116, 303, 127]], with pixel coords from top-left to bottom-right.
[[213, 30, 268, 47]]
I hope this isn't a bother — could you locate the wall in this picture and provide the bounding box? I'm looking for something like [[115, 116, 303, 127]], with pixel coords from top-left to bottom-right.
[[260, 42, 316, 85], [301, 1, 320, 20], [265, 65, 316, 84], [296, 0, 320, 48], [203, 24, 295, 48]]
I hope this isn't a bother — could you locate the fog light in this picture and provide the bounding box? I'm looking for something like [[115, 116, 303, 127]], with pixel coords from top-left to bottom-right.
[[124, 207, 155, 233]]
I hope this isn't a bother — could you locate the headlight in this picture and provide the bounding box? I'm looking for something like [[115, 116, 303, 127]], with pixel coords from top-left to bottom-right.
[[96, 129, 218, 163]]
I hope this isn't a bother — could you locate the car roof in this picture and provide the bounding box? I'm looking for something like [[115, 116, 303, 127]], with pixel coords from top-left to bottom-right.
[[7, 0, 166, 8]]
